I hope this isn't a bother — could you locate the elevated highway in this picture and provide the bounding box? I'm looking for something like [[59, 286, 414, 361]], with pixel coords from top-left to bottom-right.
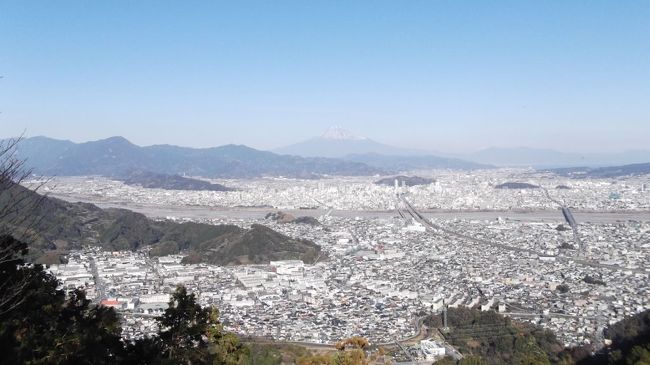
[[397, 194, 647, 274]]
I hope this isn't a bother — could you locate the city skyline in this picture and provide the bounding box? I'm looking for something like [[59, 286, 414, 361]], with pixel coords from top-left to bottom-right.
[[1, 1, 649, 153]]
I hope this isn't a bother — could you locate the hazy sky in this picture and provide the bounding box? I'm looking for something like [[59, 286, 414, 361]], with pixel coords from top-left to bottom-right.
[[1, 1, 649, 153]]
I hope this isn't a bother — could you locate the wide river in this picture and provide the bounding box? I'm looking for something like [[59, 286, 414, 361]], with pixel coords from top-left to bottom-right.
[[50, 193, 650, 223]]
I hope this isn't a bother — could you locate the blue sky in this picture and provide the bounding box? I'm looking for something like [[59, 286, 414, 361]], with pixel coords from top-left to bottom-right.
[[1, 1, 648, 152]]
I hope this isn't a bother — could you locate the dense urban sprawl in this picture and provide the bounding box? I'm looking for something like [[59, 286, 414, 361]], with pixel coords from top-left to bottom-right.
[[41, 170, 649, 353]]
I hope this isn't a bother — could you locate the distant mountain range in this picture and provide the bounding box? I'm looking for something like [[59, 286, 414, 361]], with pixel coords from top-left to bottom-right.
[[345, 153, 490, 170], [461, 147, 650, 168], [275, 127, 490, 170], [10, 133, 650, 178], [274, 126, 428, 157], [12, 136, 383, 178], [276, 128, 650, 168]]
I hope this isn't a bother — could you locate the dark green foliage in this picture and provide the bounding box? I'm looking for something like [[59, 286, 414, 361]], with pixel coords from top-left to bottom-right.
[[582, 276, 606, 286], [149, 240, 180, 257], [124, 337, 164, 364], [0, 183, 92, 259], [426, 307, 564, 365], [265, 211, 296, 223], [559, 242, 575, 250], [180, 250, 204, 264], [494, 182, 539, 189], [557, 284, 570, 293], [148, 286, 249, 365], [556, 224, 571, 232], [0, 235, 253, 365], [557, 344, 595, 364], [374, 175, 434, 187], [265, 211, 321, 226], [192, 224, 322, 265], [293, 216, 321, 226], [621, 344, 650, 364], [99, 209, 165, 250], [246, 344, 282, 365], [160, 221, 243, 251], [212, 332, 251, 365], [559, 311, 650, 364], [459, 356, 490, 365], [600, 309, 650, 365], [1, 181, 322, 265], [429, 309, 650, 365], [269, 343, 315, 364], [0, 235, 126, 364], [119, 170, 234, 191], [157, 286, 218, 363]]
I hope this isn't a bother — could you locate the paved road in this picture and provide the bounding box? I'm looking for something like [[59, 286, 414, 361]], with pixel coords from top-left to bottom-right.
[[89, 256, 106, 301]]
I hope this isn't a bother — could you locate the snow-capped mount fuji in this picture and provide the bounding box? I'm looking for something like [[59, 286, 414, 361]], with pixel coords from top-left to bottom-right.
[[274, 127, 425, 158], [320, 126, 367, 141], [273, 127, 491, 170]]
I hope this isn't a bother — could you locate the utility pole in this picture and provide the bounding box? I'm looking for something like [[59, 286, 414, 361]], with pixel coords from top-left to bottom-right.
[[443, 299, 448, 331]]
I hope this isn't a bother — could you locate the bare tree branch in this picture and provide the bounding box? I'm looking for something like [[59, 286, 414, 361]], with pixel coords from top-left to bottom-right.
[[0, 135, 52, 315]]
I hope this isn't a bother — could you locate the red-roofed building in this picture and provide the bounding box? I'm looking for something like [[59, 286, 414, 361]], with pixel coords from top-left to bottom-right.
[[100, 299, 122, 309]]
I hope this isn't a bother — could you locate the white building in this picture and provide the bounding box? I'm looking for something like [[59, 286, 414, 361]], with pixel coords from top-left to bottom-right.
[[420, 339, 446, 360]]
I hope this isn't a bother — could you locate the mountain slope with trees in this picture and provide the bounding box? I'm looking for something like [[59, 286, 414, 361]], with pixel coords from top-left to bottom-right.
[[117, 169, 235, 191], [181, 224, 322, 265], [12, 136, 385, 178], [374, 175, 435, 187], [584, 309, 650, 365], [427, 307, 567, 364], [0, 180, 321, 265], [2, 137, 321, 265]]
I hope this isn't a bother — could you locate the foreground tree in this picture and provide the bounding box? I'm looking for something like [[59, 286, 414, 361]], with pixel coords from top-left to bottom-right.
[[0, 235, 126, 364], [0, 234, 253, 365], [0, 136, 51, 316], [157, 286, 213, 363], [151, 286, 249, 365]]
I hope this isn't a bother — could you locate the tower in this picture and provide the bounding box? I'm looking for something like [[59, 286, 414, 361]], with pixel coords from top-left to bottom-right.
[[443, 299, 448, 330]]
